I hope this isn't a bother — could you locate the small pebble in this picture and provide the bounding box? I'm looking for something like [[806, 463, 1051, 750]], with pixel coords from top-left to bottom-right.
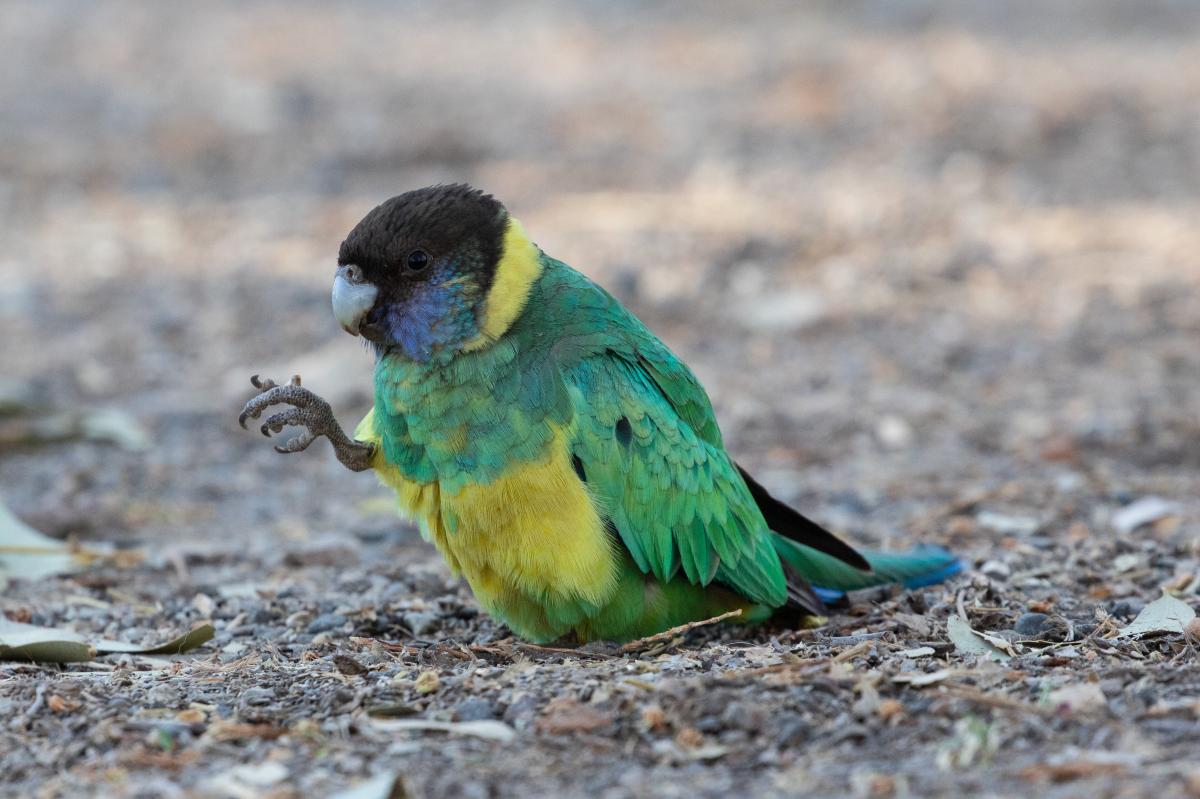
[[452, 698, 497, 721], [403, 611, 439, 637], [502, 695, 539, 727], [414, 670, 440, 695], [1108, 600, 1144, 619], [239, 688, 275, 707], [980, 560, 1010, 580], [306, 613, 348, 634], [1014, 612, 1051, 637]]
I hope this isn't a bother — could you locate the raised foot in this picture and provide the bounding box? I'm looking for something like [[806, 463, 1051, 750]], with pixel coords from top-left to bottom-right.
[[238, 374, 375, 471]]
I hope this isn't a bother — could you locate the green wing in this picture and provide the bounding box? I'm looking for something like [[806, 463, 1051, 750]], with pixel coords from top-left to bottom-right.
[[561, 345, 789, 609]]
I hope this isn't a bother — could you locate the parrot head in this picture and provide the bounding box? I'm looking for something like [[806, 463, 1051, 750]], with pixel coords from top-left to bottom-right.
[[332, 184, 526, 361]]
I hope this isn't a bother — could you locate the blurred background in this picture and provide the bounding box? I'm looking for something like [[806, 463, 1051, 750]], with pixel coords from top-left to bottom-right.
[[3, 2, 1200, 796], [3, 0, 1198, 547]]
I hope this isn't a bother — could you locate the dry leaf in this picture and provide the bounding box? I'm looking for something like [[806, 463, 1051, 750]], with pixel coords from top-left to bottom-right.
[[1118, 593, 1197, 638], [0, 502, 78, 586], [0, 619, 213, 663], [0, 619, 94, 662], [947, 616, 1013, 662], [94, 623, 215, 656]]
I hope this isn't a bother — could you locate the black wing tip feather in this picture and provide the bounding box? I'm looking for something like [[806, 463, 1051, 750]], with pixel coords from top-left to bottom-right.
[[736, 463, 872, 573], [781, 564, 828, 616]]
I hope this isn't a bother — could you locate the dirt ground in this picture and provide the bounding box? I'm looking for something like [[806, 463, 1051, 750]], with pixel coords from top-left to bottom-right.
[[2, 2, 1200, 797]]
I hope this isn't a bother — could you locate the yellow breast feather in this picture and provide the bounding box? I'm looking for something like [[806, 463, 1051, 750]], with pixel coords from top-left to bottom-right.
[[436, 424, 617, 613], [357, 410, 618, 633]]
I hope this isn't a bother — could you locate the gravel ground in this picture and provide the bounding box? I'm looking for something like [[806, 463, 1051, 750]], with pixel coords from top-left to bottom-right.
[[2, 2, 1199, 797]]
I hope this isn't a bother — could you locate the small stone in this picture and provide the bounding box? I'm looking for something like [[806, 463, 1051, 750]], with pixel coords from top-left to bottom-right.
[[145, 684, 181, 708], [774, 718, 808, 748], [333, 654, 367, 677], [641, 704, 667, 731], [875, 415, 914, 449], [502, 695, 539, 727], [1014, 612, 1072, 641], [239, 687, 275, 707], [1014, 613, 1051, 637], [1108, 600, 1144, 619], [1112, 553, 1141, 573], [414, 670, 440, 695], [876, 699, 904, 723], [452, 698, 497, 721], [46, 694, 79, 714], [980, 560, 1010, 580], [674, 726, 704, 749], [191, 593, 215, 618], [402, 611, 439, 637], [306, 613, 348, 634]]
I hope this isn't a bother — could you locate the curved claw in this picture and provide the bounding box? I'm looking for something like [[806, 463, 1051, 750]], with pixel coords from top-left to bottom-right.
[[250, 374, 278, 391]]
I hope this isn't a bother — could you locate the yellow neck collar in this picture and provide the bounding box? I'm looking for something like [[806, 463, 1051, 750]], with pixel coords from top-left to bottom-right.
[[463, 216, 543, 351]]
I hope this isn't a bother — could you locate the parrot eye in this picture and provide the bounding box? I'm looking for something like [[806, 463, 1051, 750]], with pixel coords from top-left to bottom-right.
[[406, 250, 430, 272], [344, 264, 364, 284]]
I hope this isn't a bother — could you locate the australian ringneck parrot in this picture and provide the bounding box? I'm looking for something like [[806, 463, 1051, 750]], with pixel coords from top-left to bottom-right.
[[239, 184, 960, 643]]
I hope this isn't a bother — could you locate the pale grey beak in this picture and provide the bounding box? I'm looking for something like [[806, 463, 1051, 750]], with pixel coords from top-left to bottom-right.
[[331, 264, 378, 336]]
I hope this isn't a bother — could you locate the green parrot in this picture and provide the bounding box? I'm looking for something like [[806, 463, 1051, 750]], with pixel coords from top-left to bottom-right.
[[239, 184, 959, 643]]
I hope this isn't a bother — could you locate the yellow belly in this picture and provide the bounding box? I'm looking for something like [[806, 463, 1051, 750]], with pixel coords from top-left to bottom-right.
[[356, 409, 619, 639]]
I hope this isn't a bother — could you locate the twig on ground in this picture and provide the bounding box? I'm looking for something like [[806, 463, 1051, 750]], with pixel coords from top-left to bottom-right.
[[825, 631, 893, 646], [620, 609, 743, 654], [516, 642, 615, 660], [832, 640, 874, 663]]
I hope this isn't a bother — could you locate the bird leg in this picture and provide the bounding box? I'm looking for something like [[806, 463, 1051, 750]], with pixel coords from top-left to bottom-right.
[[238, 374, 375, 472]]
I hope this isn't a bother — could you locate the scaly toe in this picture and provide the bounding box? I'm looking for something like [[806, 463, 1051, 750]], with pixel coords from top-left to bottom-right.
[[260, 407, 303, 437], [238, 384, 315, 429]]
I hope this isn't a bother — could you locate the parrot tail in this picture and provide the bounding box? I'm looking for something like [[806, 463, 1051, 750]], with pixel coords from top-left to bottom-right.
[[771, 535, 962, 605]]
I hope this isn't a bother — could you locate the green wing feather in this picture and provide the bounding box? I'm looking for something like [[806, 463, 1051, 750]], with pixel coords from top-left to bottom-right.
[[537, 259, 788, 608]]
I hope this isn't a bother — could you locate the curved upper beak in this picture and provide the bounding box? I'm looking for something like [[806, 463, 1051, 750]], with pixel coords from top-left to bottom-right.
[[331, 265, 378, 336]]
